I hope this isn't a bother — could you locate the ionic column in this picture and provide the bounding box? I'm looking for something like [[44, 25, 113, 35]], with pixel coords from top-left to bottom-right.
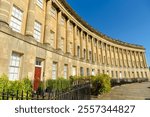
[[57, 11, 62, 50], [101, 42, 104, 65], [137, 52, 142, 68], [74, 25, 77, 57], [96, 40, 99, 64], [133, 51, 138, 68], [0, 0, 11, 26], [121, 49, 125, 67], [129, 51, 133, 68], [86, 34, 89, 61], [66, 19, 71, 54], [117, 48, 120, 67], [142, 52, 148, 68], [113, 47, 117, 66], [26, 0, 36, 36], [105, 44, 108, 65], [109, 46, 112, 66], [126, 50, 129, 67], [43, 0, 52, 44], [91, 37, 95, 62], [80, 30, 83, 58]]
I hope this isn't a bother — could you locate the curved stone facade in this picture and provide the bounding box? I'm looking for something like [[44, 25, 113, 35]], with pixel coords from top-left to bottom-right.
[[0, 0, 149, 81]]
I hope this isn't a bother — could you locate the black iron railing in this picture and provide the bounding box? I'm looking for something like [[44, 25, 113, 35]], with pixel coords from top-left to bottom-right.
[[0, 80, 91, 100]]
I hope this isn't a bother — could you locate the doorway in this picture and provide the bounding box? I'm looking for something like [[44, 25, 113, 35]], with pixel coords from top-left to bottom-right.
[[34, 59, 43, 91]]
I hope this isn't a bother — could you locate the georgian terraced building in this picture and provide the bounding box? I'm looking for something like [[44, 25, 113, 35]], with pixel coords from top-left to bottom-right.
[[0, 0, 149, 88]]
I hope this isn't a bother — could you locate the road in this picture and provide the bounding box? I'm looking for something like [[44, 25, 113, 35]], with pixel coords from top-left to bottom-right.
[[92, 82, 150, 100]]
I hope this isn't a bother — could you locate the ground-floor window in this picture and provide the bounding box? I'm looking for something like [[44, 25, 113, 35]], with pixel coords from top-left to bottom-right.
[[145, 72, 147, 78], [124, 71, 126, 78], [116, 71, 118, 78], [9, 52, 21, 81], [107, 70, 109, 75], [111, 71, 114, 77], [80, 67, 84, 76], [128, 71, 130, 78], [120, 71, 122, 78], [72, 66, 76, 76], [141, 72, 143, 78], [87, 68, 90, 76], [132, 72, 135, 78], [52, 62, 57, 79], [137, 72, 139, 78], [64, 64, 68, 79], [97, 69, 100, 75], [92, 69, 95, 76]]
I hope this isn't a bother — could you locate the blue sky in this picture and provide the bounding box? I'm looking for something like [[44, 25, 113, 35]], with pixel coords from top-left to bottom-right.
[[66, 0, 150, 66]]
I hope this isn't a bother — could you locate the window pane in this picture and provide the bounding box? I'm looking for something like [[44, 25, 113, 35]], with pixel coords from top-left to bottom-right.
[[9, 52, 21, 81], [52, 63, 57, 79], [34, 21, 41, 41], [10, 6, 23, 33]]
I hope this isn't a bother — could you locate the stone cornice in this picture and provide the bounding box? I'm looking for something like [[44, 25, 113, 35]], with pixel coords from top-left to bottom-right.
[[57, 0, 145, 50]]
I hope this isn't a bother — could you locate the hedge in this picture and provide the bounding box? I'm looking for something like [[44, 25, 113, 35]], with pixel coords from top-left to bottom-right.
[[46, 78, 71, 92], [0, 74, 32, 99]]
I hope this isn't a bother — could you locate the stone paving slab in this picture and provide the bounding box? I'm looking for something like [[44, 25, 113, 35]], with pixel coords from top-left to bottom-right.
[[92, 82, 150, 100]]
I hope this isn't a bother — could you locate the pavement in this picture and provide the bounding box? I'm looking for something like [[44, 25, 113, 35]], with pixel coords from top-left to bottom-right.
[[92, 82, 150, 100]]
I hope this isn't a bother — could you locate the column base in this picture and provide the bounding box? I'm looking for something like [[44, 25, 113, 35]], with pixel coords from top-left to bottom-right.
[[56, 48, 63, 54], [66, 52, 71, 55]]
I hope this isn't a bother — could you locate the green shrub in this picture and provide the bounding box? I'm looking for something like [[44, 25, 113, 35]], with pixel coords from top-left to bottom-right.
[[8, 80, 23, 95], [69, 75, 90, 85], [37, 81, 44, 93], [0, 74, 9, 92], [91, 74, 111, 95], [46, 78, 71, 91], [22, 77, 32, 93], [0, 74, 32, 99]]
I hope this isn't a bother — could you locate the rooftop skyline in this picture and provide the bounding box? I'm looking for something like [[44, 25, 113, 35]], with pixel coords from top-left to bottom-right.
[[66, 0, 150, 66]]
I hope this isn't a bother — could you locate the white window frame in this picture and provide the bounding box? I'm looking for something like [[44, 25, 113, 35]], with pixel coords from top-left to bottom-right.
[[87, 68, 90, 76], [72, 66, 76, 76], [35, 58, 42, 67], [80, 67, 84, 76], [37, 0, 43, 8], [10, 6, 23, 33], [64, 65, 68, 79], [92, 69, 95, 76], [52, 62, 57, 80], [9, 52, 21, 81], [34, 21, 42, 42]]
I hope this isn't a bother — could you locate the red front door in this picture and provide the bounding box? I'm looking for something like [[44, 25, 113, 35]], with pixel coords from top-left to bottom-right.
[[34, 67, 42, 91]]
